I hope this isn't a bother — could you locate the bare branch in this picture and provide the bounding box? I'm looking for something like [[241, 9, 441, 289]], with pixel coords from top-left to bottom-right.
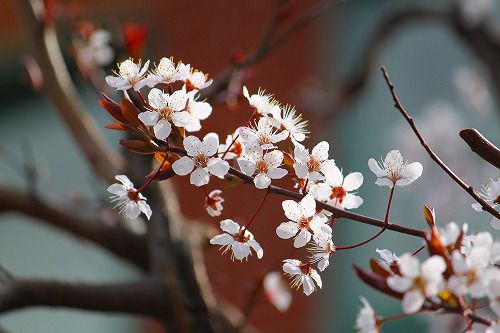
[[381, 66, 500, 220], [460, 128, 500, 169], [0, 185, 148, 271], [0, 279, 167, 317], [17, 0, 124, 182]]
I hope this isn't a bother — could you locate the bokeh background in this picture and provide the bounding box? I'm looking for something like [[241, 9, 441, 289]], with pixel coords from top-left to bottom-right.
[[0, 0, 499, 332]]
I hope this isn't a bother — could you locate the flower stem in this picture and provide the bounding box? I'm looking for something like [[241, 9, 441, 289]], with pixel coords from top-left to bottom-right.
[[244, 190, 270, 229], [411, 244, 426, 256]]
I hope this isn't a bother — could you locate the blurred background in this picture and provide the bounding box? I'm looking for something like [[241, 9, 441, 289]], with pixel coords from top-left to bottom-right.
[[0, 0, 499, 332]]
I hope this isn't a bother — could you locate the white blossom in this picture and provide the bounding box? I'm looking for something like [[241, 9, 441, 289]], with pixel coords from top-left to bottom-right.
[[204, 189, 224, 217], [269, 104, 309, 144], [376, 248, 399, 269], [184, 68, 212, 91], [237, 143, 287, 189], [172, 134, 230, 186], [293, 141, 335, 182], [472, 177, 500, 230], [209, 219, 263, 261], [308, 232, 336, 271], [105, 59, 149, 91], [263, 271, 292, 312], [448, 247, 493, 298], [355, 297, 378, 333], [239, 117, 288, 150], [387, 254, 446, 314], [146, 57, 183, 87], [107, 175, 152, 220], [282, 259, 322, 296], [310, 164, 363, 210], [276, 194, 331, 248], [368, 150, 423, 188], [242, 86, 281, 116]]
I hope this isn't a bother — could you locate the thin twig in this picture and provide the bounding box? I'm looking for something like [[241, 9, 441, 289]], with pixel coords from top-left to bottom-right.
[[380, 66, 500, 220]]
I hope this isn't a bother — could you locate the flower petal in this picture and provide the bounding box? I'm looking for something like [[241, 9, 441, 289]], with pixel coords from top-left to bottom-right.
[[293, 230, 311, 248], [207, 158, 229, 178], [190, 167, 210, 186], [343, 172, 363, 191], [153, 119, 172, 140], [267, 167, 288, 180], [282, 200, 301, 221], [210, 233, 233, 246], [402, 289, 425, 314], [276, 222, 299, 239], [138, 111, 160, 126], [172, 156, 195, 176], [254, 172, 271, 189], [202, 133, 219, 156], [300, 194, 316, 218], [220, 219, 240, 234], [311, 141, 329, 161], [183, 136, 202, 156]]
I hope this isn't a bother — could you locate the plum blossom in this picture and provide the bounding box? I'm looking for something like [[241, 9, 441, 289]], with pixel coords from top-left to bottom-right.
[[209, 219, 263, 261], [239, 117, 288, 150], [310, 165, 363, 210], [276, 194, 331, 248], [237, 143, 287, 189], [107, 175, 152, 220], [355, 297, 379, 333], [368, 150, 423, 188], [387, 254, 446, 314], [263, 271, 292, 312], [138, 88, 196, 140], [282, 259, 322, 296], [308, 233, 336, 271], [184, 68, 212, 91], [204, 189, 224, 217], [146, 57, 183, 87], [269, 105, 309, 144], [472, 177, 500, 229], [105, 58, 149, 91], [448, 247, 492, 297], [184, 90, 213, 130], [293, 141, 335, 181], [242, 86, 281, 116], [172, 134, 230, 186]]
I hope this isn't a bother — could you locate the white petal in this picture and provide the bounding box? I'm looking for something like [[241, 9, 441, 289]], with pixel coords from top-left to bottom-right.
[[148, 88, 167, 110], [248, 240, 264, 259], [300, 194, 316, 218], [401, 289, 425, 314], [343, 194, 363, 210], [276, 222, 299, 239], [368, 158, 386, 177], [220, 219, 240, 234], [283, 261, 301, 275], [183, 136, 202, 156], [343, 172, 363, 191], [207, 158, 230, 178], [375, 177, 394, 188], [254, 172, 271, 189], [310, 270, 322, 289], [267, 167, 288, 179], [190, 167, 210, 186], [232, 242, 251, 261], [387, 276, 412, 293], [125, 202, 141, 219], [115, 175, 134, 188], [237, 158, 256, 176], [172, 156, 195, 176], [138, 201, 152, 220], [168, 90, 188, 111], [398, 162, 423, 186], [190, 100, 212, 120], [399, 254, 421, 278], [138, 111, 160, 126], [202, 133, 219, 156], [153, 119, 172, 140], [324, 164, 342, 186], [311, 141, 329, 161], [210, 233, 233, 246], [302, 276, 315, 296], [282, 200, 302, 221], [107, 183, 127, 196], [263, 150, 283, 169], [293, 230, 311, 248], [293, 163, 308, 179], [421, 255, 446, 276]]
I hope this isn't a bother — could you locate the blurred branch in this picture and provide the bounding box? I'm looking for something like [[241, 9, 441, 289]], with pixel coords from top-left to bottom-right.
[[0, 185, 148, 271], [0, 279, 167, 317], [17, 0, 124, 182], [460, 128, 500, 169], [201, 1, 339, 100], [381, 66, 500, 220]]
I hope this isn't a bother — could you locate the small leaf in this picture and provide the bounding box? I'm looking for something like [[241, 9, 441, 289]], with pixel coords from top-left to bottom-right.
[[423, 205, 436, 228], [100, 95, 125, 123], [120, 98, 143, 128], [105, 123, 129, 131]]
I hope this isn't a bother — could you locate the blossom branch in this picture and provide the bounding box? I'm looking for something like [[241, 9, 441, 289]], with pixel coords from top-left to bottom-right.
[[460, 128, 500, 169], [381, 66, 500, 220], [17, 0, 124, 182], [0, 185, 148, 271]]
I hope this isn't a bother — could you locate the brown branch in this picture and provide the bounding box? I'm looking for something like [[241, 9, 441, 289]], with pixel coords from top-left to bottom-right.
[[460, 128, 500, 169], [0, 185, 148, 271], [0, 279, 167, 317], [17, 0, 124, 182], [381, 66, 500, 220]]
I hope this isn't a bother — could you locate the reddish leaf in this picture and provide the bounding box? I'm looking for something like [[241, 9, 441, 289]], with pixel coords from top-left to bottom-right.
[[354, 264, 402, 299], [100, 95, 125, 123], [120, 98, 143, 128], [105, 124, 129, 131], [119, 139, 158, 154]]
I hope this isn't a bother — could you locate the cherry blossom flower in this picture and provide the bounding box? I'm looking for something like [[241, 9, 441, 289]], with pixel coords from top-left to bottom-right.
[[239, 117, 288, 150], [105, 58, 149, 91], [269, 104, 309, 144], [293, 141, 335, 181], [146, 57, 181, 87], [204, 189, 224, 217], [184, 68, 212, 92], [185, 90, 213, 126], [376, 248, 399, 270], [107, 175, 152, 220], [172, 134, 230, 186], [76, 29, 114, 68], [237, 143, 287, 189], [282, 259, 322, 296], [368, 150, 423, 188], [138, 88, 196, 140], [308, 233, 336, 271], [263, 271, 292, 312], [276, 194, 331, 248], [387, 254, 446, 314], [242, 86, 281, 116], [310, 165, 363, 210], [209, 219, 263, 261], [448, 247, 492, 297], [218, 131, 244, 160], [472, 177, 500, 230], [355, 297, 379, 333]]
